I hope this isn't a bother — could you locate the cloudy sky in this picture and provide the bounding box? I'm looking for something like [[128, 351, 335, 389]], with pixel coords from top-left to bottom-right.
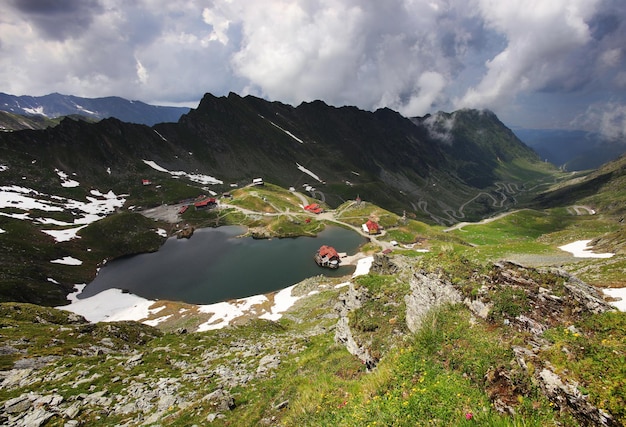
[[1, 0, 625, 135]]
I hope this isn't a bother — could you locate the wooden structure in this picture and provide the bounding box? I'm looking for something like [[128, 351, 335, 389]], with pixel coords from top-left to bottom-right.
[[314, 245, 340, 269]]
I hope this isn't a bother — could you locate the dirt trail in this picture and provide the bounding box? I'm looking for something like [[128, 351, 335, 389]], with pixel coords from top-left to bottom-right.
[[443, 209, 524, 232]]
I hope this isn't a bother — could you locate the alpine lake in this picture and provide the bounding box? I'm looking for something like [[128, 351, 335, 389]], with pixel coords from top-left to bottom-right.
[[79, 225, 367, 304]]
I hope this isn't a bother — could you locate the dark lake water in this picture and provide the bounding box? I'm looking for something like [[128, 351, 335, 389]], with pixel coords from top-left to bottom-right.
[[79, 226, 366, 304]]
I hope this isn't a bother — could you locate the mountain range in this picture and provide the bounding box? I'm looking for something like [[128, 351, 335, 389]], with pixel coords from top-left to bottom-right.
[[0, 92, 547, 225], [0, 92, 190, 126]]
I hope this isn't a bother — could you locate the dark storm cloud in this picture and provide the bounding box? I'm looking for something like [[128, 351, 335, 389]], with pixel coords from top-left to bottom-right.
[[8, 0, 103, 41]]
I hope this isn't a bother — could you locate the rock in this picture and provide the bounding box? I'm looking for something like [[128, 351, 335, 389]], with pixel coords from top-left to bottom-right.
[[538, 368, 618, 427], [125, 352, 143, 368], [1, 368, 34, 388], [274, 400, 289, 410], [404, 271, 462, 333], [64, 402, 81, 419], [370, 253, 399, 275], [20, 408, 53, 427], [256, 354, 280, 376], [13, 356, 60, 369], [4, 394, 31, 413], [334, 284, 378, 370], [204, 388, 235, 412]]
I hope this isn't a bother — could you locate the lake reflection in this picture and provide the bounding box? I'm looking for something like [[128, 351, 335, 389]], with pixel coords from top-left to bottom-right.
[[79, 226, 366, 304]]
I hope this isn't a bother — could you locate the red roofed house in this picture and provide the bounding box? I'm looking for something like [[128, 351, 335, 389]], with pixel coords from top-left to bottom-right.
[[304, 203, 323, 214], [142, 179, 152, 186], [314, 245, 340, 268], [194, 198, 217, 210], [364, 219, 380, 235]]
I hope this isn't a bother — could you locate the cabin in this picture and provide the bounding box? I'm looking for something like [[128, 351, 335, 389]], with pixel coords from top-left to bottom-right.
[[142, 179, 152, 186], [252, 177, 264, 186], [314, 245, 340, 269], [363, 219, 380, 235], [304, 203, 323, 214], [178, 205, 189, 215], [194, 197, 217, 210]]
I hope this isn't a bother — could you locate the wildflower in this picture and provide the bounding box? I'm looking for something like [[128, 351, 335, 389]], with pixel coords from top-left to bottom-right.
[[465, 412, 473, 420]]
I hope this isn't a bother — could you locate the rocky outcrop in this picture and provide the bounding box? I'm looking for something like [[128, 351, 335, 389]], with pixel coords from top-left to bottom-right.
[[334, 284, 377, 370], [463, 261, 619, 425], [404, 271, 462, 333]]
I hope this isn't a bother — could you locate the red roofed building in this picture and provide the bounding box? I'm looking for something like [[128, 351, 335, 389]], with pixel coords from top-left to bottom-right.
[[364, 219, 380, 235], [314, 245, 340, 268], [194, 198, 217, 209], [304, 203, 323, 214]]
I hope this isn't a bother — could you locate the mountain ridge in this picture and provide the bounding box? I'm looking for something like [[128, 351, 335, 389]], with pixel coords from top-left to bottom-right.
[[0, 92, 190, 126], [0, 92, 550, 225]]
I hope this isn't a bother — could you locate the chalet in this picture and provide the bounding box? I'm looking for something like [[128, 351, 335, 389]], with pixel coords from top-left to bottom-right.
[[142, 179, 152, 186], [178, 205, 189, 215], [314, 245, 340, 269], [252, 178, 264, 186], [194, 197, 217, 210], [304, 203, 323, 214], [363, 219, 380, 235]]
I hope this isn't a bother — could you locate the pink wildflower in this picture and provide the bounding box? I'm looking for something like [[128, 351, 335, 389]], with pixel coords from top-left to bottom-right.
[[465, 412, 473, 420]]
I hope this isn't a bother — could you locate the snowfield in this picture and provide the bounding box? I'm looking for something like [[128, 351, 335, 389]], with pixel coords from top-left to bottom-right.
[[558, 240, 614, 258], [0, 184, 127, 241]]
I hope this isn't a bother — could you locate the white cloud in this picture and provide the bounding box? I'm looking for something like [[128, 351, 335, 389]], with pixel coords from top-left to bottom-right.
[[456, 0, 599, 109], [573, 101, 626, 140], [0, 0, 625, 127]]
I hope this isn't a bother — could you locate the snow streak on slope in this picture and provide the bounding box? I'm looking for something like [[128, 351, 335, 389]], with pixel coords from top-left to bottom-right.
[[143, 160, 223, 184], [259, 115, 304, 144], [296, 163, 323, 182]]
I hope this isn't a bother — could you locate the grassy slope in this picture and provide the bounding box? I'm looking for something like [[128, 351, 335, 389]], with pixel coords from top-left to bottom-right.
[[0, 159, 624, 425]]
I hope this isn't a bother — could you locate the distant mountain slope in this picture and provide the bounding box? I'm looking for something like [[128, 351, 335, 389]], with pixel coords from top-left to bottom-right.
[[513, 128, 626, 171], [532, 153, 626, 219], [0, 110, 96, 131], [0, 92, 190, 126]]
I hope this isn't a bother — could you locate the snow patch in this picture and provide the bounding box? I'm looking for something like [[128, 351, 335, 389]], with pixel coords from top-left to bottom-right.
[[1, 185, 126, 240], [55, 169, 80, 188], [265, 119, 304, 143], [143, 160, 222, 184], [603, 288, 626, 312], [558, 240, 614, 258], [58, 289, 155, 323], [259, 285, 300, 321], [50, 256, 83, 266], [23, 106, 46, 116], [42, 225, 87, 242], [156, 228, 168, 237], [296, 163, 323, 183], [0, 165, 7, 172], [353, 256, 374, 277], [197, 294, 270, 331]]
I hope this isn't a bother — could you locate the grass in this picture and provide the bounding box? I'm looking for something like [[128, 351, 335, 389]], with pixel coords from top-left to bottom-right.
[[541, 311, 626, 425]]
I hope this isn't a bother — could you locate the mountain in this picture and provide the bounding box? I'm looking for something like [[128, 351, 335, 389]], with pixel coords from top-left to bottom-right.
[[0, 92, 190, 126], [0, 93, 549, 226], [0, 110, 96, 131], [513, 128, 626, 170]]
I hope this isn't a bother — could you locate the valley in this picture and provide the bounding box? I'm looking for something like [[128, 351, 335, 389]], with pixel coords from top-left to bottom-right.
[[0, 97, 624, 426]]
